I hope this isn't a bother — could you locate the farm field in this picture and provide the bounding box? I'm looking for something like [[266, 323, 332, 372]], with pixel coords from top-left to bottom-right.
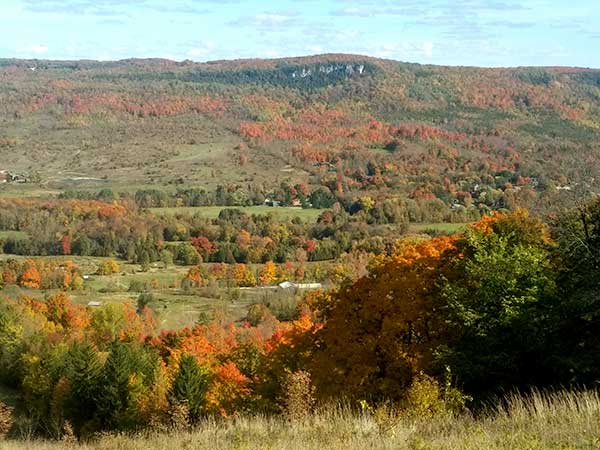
[[408, 222, 471, 234], [150, 205, 323, 222]]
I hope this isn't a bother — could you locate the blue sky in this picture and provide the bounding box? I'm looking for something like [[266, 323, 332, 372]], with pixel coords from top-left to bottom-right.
[[1, 0, 598, 67]]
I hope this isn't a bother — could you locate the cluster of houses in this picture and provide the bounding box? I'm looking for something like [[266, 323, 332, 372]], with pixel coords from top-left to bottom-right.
[[264, 198, 304, 208]]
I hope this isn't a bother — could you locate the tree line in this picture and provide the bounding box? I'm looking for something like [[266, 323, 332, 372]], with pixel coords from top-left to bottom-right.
[[1, 200, 599, 438]]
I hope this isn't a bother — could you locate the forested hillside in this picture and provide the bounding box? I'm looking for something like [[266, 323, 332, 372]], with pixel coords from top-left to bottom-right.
[[1, 54, 599, 215], [1, 54, 600, 445]]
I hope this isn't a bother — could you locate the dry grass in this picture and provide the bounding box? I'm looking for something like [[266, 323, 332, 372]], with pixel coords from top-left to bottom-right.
[[2, 390, 599, 450]]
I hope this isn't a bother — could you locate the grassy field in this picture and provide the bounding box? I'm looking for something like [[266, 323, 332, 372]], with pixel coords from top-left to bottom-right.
[[0, 231, 28, 241], [0, 254, 307, 330], [151, 205, 324, 222], [2, 390, 599, 449], [408, 222, 471, 234]]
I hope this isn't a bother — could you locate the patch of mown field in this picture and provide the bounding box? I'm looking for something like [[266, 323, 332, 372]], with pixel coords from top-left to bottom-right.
[[0, 231, 29, 241], [0, 254, 116, 275], [151, 205, 324, 222], [0, 183, 61, 199], [408, 222, 471, 234], [74, 263, 305, 329]]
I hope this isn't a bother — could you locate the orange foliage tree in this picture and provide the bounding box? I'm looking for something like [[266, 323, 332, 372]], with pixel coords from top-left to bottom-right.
[[20, 260, 41, 289], [184, 266, 204, 288], [310, 236, 458, 402]]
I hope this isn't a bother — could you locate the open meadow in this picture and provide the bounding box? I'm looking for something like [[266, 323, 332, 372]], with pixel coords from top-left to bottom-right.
[[150, 205, 323, 222], [2, 391, 599, 450], [0, 253, 315, 330]]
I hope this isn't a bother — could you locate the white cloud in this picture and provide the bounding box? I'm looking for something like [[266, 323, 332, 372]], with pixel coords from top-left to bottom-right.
[[369, 41, 436, 61], [228, 11, 300, 30], [423, 41, 434, 57], [333, 7, 372, 17], [257, 48, 281, 58], [186, 42, 215, 59], [20, 44, 49, 55], [306, 45, 324, 54], [253, 13, 296, 27]]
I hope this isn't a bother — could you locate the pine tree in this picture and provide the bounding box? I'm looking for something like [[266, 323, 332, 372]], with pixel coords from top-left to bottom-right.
[[170, 355, 210, 421], [64, 342, 103, 435], [97, 341, 158, 429]]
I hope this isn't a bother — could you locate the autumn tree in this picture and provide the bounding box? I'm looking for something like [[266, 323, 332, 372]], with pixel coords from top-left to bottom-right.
[[20, 260, 41, 289], [190, 236, 216, 261], [435, 212, 557, 398], [231, 264, 256, 287], [61, 235, 72, 255], [259, 261, 277, 285], [96, 260, 120, 276], [311, 236, 457, 402], [184, 266, 204, 288]]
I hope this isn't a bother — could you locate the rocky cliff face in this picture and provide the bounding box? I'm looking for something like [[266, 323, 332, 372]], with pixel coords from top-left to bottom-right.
[[291, 63, 367, 79]]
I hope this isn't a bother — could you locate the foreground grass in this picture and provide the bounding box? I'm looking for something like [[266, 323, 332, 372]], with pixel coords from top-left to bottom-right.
[[3, 390, 600, 450]]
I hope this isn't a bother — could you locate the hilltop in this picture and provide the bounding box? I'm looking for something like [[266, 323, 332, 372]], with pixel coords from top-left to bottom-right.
[[0, 54, 599, 211]]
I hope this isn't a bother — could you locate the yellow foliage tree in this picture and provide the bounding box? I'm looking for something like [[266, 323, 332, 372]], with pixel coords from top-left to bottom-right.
[[259, 261, 278, 286], [96, 260, 120, 276], [232, 264, 256, 287]]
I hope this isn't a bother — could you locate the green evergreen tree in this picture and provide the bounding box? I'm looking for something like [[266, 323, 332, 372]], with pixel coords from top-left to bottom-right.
[[64, 342, 103, 435], [170, 354, 210, 421], [96, 341, 158, 429]]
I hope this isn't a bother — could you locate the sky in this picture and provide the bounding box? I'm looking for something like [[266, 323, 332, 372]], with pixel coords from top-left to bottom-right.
[[0, 0, 599, 68]]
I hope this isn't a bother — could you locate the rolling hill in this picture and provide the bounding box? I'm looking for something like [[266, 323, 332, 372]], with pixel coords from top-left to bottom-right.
[[0, 54, 599, 211]]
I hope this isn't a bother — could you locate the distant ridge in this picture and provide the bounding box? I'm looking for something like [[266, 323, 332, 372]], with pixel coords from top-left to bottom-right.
[[1, 53, 598, 71], [0, 51, 598, 203]]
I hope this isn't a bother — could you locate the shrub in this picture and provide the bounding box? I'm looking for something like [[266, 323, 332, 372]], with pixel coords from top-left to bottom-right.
[[245, 303, 274, 326], [0, 400, 14, 438], [137, 292, 154, 314], [96, 260, 120, 276], [280, 370, 316, 421]]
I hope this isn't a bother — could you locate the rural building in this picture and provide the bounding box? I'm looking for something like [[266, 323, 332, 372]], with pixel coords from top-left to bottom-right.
[[278, 281, 322, 290], [0, 171, 8, 183], [11, 173, 27, 183], [295, 283, 323, 289]]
